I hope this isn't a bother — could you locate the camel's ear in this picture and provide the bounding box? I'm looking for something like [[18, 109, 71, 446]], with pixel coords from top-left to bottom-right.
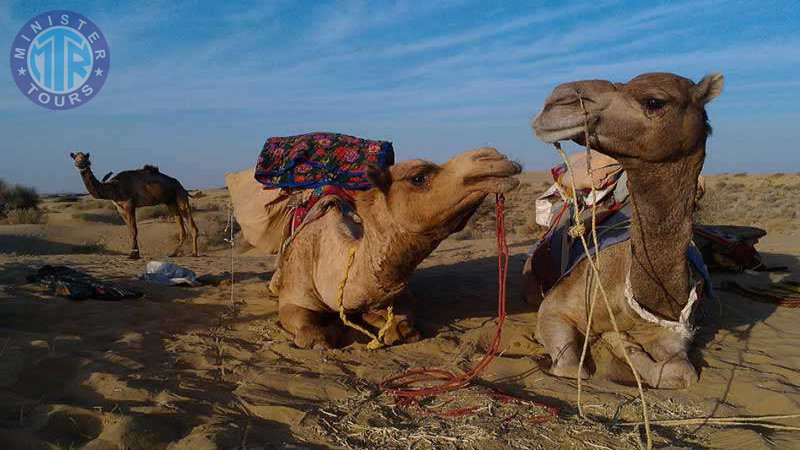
[[366, 163, 391, 192], [69, 152, 76, 159], [695, 72, 724, 105], [85, 152, 90, 158]]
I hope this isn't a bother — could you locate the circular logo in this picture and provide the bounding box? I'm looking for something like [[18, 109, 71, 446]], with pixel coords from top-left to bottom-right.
[[9, 10, 110, 110]]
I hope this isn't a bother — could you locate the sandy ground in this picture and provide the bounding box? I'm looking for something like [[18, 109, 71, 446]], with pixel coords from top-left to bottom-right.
[[0, 175, 798, 449]]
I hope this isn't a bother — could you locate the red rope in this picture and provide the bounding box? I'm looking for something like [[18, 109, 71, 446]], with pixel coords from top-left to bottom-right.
[[379, 194, 559, 422]]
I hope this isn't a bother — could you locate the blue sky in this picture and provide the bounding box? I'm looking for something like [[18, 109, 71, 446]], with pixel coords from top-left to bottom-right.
[[1, 0, 799, 192]]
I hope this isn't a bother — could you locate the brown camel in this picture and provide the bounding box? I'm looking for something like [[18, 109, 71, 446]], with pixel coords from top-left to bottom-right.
[[527, 72, 724, 388], [69, 152, 199, 259], [274, 147, 521, 349]]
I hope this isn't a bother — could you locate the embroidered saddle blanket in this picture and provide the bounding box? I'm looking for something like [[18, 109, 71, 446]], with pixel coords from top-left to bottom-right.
[[254, 132, 394, 190]]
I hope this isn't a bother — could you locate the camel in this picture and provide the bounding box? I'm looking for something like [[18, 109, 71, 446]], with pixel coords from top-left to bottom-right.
[[275, 147, 521, 349], [69, 152, 199, 259], [526, 72, 724, 388]]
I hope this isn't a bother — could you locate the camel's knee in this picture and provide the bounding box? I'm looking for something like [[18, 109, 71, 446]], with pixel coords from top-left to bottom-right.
[[536, 311, 587, 378], [361, 308, 420, 346], [278, 304, 339, 349], [650, 354, 698, 389]]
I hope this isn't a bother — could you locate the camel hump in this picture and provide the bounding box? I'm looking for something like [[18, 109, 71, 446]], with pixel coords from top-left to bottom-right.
[[143, 164, 160, 173]]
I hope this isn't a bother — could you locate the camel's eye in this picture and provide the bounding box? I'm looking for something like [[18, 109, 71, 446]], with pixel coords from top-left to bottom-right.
[[644, 98, 667, 111], [409, 173, 428, 187]]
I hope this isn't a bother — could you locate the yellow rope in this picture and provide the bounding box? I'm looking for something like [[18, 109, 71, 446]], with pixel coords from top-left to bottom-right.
[[336, 247, 395, 350]]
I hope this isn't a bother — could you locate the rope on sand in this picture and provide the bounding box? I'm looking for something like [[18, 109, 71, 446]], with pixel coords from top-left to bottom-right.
[[378, 195, 560, 422], [621, 413, 800, 431]]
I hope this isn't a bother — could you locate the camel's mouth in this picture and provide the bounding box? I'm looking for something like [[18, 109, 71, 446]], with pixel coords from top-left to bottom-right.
[[532, 108, 591, 144], [463, 160, 522, 194]]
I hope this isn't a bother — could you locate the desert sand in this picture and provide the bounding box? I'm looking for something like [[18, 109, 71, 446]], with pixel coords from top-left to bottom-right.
[[0, 172, 798, 449]]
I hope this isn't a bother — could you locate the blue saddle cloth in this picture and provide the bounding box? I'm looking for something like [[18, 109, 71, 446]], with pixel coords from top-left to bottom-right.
[[530, 201, 713, 298]]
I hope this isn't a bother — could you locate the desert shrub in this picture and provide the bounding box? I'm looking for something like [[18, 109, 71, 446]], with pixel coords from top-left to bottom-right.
[[52, 195, 81, 203], [71, 212, 123, 225], [138, 205, 172, 220], [196, 202, 223, 212], [73, 199, 116, 210], [201, 214, 240, 250], [5, 208, 45, 224], [0, 181, 40, 210]]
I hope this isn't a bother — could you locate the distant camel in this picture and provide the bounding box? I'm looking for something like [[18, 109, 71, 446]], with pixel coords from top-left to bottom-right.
[[70, 152, 199, 259]]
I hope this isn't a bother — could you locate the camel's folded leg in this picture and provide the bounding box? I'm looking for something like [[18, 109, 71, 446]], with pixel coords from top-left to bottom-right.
[[279, 303, 342, 349], [641, 331, 699, 389], [536, 311, 589, 379], [602, 330, 697, 389], [361, 294, 421, 346]]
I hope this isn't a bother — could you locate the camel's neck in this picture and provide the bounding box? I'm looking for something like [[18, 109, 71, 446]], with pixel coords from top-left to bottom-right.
[[78, 168, 114, 200], [354, 195, 443, 296], [620, 146, 705, 320]]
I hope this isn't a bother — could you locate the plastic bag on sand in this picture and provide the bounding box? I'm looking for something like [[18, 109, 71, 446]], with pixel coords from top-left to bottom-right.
[[225, 167, 290, 253], [139, 261, 199, 286]]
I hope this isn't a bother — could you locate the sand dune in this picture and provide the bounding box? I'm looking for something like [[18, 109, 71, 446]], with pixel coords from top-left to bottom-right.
[[0, 173, 798, 448]]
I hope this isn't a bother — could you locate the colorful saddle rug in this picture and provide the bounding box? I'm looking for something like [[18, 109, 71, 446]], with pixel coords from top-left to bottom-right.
[[254, 132, 394, 190]]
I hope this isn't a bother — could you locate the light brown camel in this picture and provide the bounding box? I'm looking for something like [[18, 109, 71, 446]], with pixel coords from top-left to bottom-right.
[[527, 72, 724, 388], [69, 152, 199, 259], [275, 147, 521, 349]]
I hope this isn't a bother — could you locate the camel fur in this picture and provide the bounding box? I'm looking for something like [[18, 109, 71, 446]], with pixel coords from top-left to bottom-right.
[[275, 147, 521, 349], [69, 152, 199, 259], [526, 72, 724, 389]]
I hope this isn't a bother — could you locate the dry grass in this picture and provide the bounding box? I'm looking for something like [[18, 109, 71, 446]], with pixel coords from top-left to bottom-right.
[[0, 179, 40, 210], [71, 212, 123, 225], [72, 199, 116, 211], [200, 214, 244, 251], [137, 205, 172, 220], [695, 173, 800, 234], [309, 383, 708, 449], [4, 208, 46, 225]]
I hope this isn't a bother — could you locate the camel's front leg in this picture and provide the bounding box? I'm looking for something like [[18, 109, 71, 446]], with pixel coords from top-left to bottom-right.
[[279, 303, 343, 349], [361, 293, 421, 346], [116, 202, 140, 259], [536, 309, 589, 379]]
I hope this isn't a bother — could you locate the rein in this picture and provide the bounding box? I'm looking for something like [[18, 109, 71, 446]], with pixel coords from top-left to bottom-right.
[[378, 194, 559, 421]]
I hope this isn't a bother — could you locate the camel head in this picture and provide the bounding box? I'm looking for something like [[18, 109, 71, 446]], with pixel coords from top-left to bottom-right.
[[70, 151, 92, 171], [532, 72, 724, 162], [363, 147, 521, 237]]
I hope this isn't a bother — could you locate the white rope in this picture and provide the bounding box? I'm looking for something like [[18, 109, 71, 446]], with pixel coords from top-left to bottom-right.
[[624, 271, 700, 341]]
